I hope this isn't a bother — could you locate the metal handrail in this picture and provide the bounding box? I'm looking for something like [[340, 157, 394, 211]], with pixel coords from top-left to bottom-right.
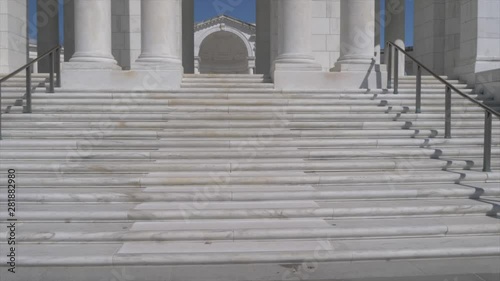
[[386, 41, 500, 172], [0, 45, 62, 140]]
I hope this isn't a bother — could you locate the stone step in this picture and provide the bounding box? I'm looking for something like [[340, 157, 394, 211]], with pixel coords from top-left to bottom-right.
[[2, 104, 488, 114], [398, 83, 469, 89], [2, 120, 497, 130], [181, 83, 275, 89], [182, 78, 271, 83], [0, 254, 497, 281], [0, 97, 485, 106], [0, 137, 495, 149], [2, 216, 500, 243], [183, 74, 266, 79], [2, 127, 498, 139], [3, 146, 499, 159], [2, 158, 499, 173], [399, 79, 461, 84], [0, 90, 480, 99], [1, 197, 499, 220], [3, 183, 499, 203], [0, 112, 489, 121], [398, 75, 449, 80], [3, 170, 498, 187]]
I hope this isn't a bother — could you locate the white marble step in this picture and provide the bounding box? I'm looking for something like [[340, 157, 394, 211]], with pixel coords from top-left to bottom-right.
[[398, 84, 469, 89], [3, 127, 498, 139], [1, 112, 489, 122], [0, 137, 495, 149], [1, 197, 498, 220], [2, 146, 499, 159], [4, 170, 498, 187], [3, 158, 498, 173], [3, 104, 486, 114], [183, 74, 266, 78], [5, 183, 500, 203], [399, 79, 461, 84], [182, 78, 271, 83], [0, 90, 474, 99], [2, 120, 496, 130], [0, 98, 484, 108], [2, 216, 499, 242], [1, 256, 498, 281], [181, 83, 274, 89]]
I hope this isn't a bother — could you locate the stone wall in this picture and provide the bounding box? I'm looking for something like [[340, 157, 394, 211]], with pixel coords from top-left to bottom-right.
[[111, 0, 141, 70], [413, 0, 446, 75], [0, 0, 27, 73], [475, 68, 500, 107], [444, 0, 461, 78], [455, 0, 500, 86], [311, 0, 340, 71]]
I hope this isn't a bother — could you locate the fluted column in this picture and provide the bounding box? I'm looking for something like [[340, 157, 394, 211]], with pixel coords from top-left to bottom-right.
[[333, 0, 375, 71], [385, 0, 405, 75], [135, 0, 182, 69], [273, 0, 321, 72], [69, 0, 118, 68]]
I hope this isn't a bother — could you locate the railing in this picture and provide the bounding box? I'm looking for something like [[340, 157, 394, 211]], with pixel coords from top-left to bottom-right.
[[0, 45, 62, 140], [386, 41, 500, 172]]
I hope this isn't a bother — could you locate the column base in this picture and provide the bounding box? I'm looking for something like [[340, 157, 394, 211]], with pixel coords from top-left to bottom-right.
[[62, 68, 183, 91], [65, 61, 121, 71], [272, 54, 322, 72], [133, 56, 183, 71], [331, 58, 376, 72]]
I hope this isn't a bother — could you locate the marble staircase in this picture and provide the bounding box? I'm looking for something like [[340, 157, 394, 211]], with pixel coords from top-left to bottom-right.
[[0, 74, 499, 281]]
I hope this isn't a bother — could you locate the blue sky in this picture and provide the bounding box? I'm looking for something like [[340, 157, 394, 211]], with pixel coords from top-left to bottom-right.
[[29, 0, 414, 46]]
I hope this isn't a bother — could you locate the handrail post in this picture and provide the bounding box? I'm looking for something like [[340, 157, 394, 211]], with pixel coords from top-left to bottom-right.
[[56, 47, 61, 87], [483, 111, 492, 172], [445, 86, 452, 138], [24, 65, 32, 113], [387, 43, 392, 89], [49, 51, 55, 93], [416, 65, 422, 113], [394, 48, 399, 95]]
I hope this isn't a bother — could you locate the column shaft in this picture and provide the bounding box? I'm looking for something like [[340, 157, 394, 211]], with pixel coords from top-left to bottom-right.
[[273, 0, 320, 71], [334, 0, 375, 71], [136, 0, 182, 68], [70, 0, 117, 67]]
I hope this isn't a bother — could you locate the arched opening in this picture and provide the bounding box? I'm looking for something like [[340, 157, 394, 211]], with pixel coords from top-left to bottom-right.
[[198, 30, 250, 74]]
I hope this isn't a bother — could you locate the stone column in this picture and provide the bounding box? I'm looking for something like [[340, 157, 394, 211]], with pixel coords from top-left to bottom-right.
[[69, 0, 118, 69], [182, 0, 195, 73], [135, 0, 182, 69], [333, 0, 375, 71], [37, 0, 60, 73], [0, 0, 28, 73], [273, 0, 321, 72], [256, 0, 271, 75], [385, 0, 405, 75]]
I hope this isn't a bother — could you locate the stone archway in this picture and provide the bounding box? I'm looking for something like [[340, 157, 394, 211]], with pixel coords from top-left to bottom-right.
[[194, 16, 256, 74], [198, 30, 250, 74]]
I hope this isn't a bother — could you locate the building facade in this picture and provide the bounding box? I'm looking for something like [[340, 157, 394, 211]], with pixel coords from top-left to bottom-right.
[[0, 0, 499, 100]]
